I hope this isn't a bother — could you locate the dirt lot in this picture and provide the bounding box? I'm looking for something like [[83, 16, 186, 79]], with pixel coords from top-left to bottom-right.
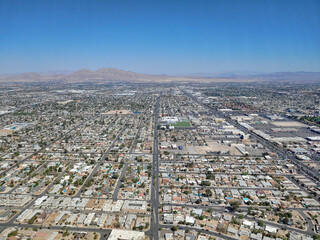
[[270, 121, 307, 127], [191, 141, 242, 155], [102, 110, 133, 115]]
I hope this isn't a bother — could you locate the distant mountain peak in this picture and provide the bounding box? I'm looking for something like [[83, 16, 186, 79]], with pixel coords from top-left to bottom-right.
[[0, 68, 319, 83]]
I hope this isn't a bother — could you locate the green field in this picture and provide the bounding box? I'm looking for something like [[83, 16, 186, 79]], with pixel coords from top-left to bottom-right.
[[171, 121, 191, 127]]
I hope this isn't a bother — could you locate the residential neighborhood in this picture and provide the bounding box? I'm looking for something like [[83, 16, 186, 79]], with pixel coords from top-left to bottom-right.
[[0, 81, 320, 240]]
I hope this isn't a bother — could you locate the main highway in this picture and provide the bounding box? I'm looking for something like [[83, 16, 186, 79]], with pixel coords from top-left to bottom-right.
[[180, 88, 320, 185], [146, 93, 161, 240]]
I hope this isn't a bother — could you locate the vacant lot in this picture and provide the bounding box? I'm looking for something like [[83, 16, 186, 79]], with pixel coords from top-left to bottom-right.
[[102, 110, 133, 115], [271, 121, 306, 127]]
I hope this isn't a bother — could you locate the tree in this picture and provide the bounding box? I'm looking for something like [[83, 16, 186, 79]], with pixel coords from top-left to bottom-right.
[[201, 180, 211, 186], [62, 230, 69, 237], [286, 212, 293, 218], [205, 189, 213, 197], [313, 234, 320, 240], [258, 220, 265, 227], [8, 230, 18, 237], [207, 208, 213, 213], [230, 201, 240, 211], [172, 226, 178, 232], [28, 215, 37, 224]]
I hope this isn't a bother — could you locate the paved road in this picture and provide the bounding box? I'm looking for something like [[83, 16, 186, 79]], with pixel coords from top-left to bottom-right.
[[4, 167, 69, 226], [159, 170, 293, 176], [298, 210, 314, 233], [0, 222, 111, 240], [176, 88, 318, 236], [112, 162, 128, 201], [0, 116, 94, 177], [1, 90, 319, 239], [128, 111, 145, 154], [163, 202, 320, 214], [75, 116, 131, 198], [181, 88, 319, 184], [181, 89, 320, 193], [160, 205, 315, 237], [244, 214, 313, 236], [146, 93, 161, 240], [6, 163, 46, 194], [160, 224, 236, 240], [161, 185, 278, 190]]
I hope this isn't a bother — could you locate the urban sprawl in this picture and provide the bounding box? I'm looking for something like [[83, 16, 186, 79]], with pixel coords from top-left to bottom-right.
[[0, 81, 320, 240]]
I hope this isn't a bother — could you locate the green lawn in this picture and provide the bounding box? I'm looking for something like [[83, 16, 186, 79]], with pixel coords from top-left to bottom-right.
[[171, 121, 191, 127]]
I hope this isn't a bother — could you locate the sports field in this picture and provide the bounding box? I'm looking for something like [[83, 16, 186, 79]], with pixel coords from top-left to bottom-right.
[[171, 121, 191, 127]]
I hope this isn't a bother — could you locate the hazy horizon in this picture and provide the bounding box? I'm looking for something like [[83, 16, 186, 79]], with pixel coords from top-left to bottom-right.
[[1, 0, 320, 74], [2, 67, 320, 77]]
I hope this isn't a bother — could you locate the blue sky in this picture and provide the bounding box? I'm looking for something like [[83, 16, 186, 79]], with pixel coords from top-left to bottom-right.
[[0, 0, 319, 74]]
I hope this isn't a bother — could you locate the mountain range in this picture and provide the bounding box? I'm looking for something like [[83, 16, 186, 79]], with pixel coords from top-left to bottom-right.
[[0, 68, 319, 84]]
